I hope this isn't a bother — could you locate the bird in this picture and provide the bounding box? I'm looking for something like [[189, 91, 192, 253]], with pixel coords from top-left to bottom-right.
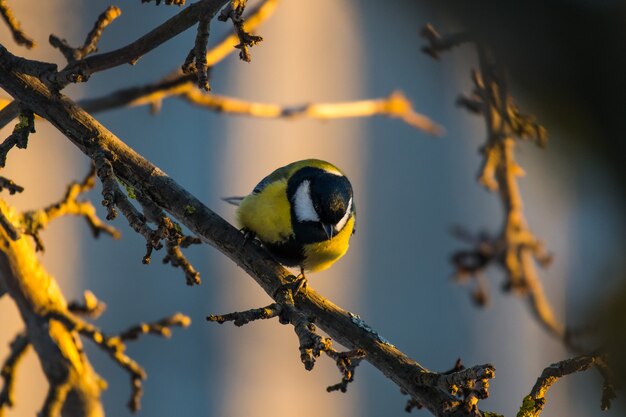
[[225, 159, 356, 286]]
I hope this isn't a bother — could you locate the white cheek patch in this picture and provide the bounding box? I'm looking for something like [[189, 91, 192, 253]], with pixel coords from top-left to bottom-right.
[[335, 197, 352, 232], [293, 181, 320, 222]]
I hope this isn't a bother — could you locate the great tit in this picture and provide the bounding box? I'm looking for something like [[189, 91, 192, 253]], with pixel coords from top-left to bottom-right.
[[226, 159, 356, 275]]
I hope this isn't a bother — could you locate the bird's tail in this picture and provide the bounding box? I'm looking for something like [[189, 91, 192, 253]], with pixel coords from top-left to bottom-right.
[[222, 196, 245, 206]]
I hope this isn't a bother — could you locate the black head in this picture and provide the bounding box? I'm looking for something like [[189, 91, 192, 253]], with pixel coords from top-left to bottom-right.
[[287, 166, 353, 242]]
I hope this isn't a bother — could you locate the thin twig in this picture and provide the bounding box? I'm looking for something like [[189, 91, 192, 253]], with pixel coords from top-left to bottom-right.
[[50, 6, 121, 65], [0, 0, 280, 128], [218, 0, 263, 62], [67, 290, 107, 319], [21, 165, 120, 252], [182, 10, 212, 90], [181, 89, 443, 135], [207, 303, 282, 326], [0, 0, 35, 49], [142, 0, 186, 5], [39, 381, 71, 417], [118, 312, 190, 340], [50, 311, 189, 412], [518, 354, 615, 417], [95, 156, 201, 284], [0, 332, 29, 414], [0, 176, 23, 195], [0, 109, 34, 168], [52, 0, 230, 87]]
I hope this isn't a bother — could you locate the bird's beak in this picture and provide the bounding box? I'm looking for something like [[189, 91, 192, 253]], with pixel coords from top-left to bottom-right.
[[322, 223, 335, 239]]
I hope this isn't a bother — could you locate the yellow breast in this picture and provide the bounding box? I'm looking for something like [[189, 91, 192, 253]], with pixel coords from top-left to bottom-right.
[[236, 179, 293, 244], [302, 216, 355, 272]]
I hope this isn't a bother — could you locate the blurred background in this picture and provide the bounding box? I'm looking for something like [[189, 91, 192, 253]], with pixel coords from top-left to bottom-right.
[[0, 1, 624, 417]]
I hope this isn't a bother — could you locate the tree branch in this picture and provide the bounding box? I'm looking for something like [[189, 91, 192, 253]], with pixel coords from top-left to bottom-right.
[[180, 89, 443, 134], [0, 0, 277, 126], [49, 310, 190, 412], [52, 0, 230, 86], [20, 165, 120, 252], [49, 6, 121, 64], [0, 166, 188, 416], [0, 109, 34, 168], [0, 176, 23, 195], [0, 331, 29, 415], [0, 0, 35, 49], [517, 354, 615, 417], [423, 25, 567, 346]]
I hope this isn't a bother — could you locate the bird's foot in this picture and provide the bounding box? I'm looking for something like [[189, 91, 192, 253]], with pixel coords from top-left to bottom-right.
[[292, 268, 308, 295], [240, 228, 257, 244]]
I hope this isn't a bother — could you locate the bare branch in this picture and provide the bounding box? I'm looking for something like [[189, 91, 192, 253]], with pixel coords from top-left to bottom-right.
[[0, 176, 23, 195], [423, 24, 568, 346], [420, 24, 470, 60], [0, 0, 35, 49], [0, 332, 29, 414], [95, 156, 202, 284], [182, 10, 212, 90], [52, 0, 230, 87], [21, 165, 120, 252], [39, 380, 71, 417], [142, 0, 186, 5], [324, 346, 366, 393], [218, 0, 263, 62], [50, 6, 121, 65], [0, 0, 279, 127], [0, 209, 19, 241], [207, 303, 282, 326], [118, 312, 191, 341], [208, 287, 367, 393], [0, 109, 34, 168], [50, 311, 189, 412], [517, 354, 615, 417], [181, 89, 443, 135]]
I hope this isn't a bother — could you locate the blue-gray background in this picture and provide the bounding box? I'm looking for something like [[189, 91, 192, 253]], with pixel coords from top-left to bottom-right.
[[0, 1, 623, 417]]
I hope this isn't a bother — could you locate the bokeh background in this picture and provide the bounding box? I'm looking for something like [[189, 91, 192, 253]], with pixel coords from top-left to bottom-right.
[[0, 1, 624, 417]]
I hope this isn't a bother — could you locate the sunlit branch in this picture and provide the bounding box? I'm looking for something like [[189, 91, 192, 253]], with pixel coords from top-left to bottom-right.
[[0, 0, 35, 49]]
